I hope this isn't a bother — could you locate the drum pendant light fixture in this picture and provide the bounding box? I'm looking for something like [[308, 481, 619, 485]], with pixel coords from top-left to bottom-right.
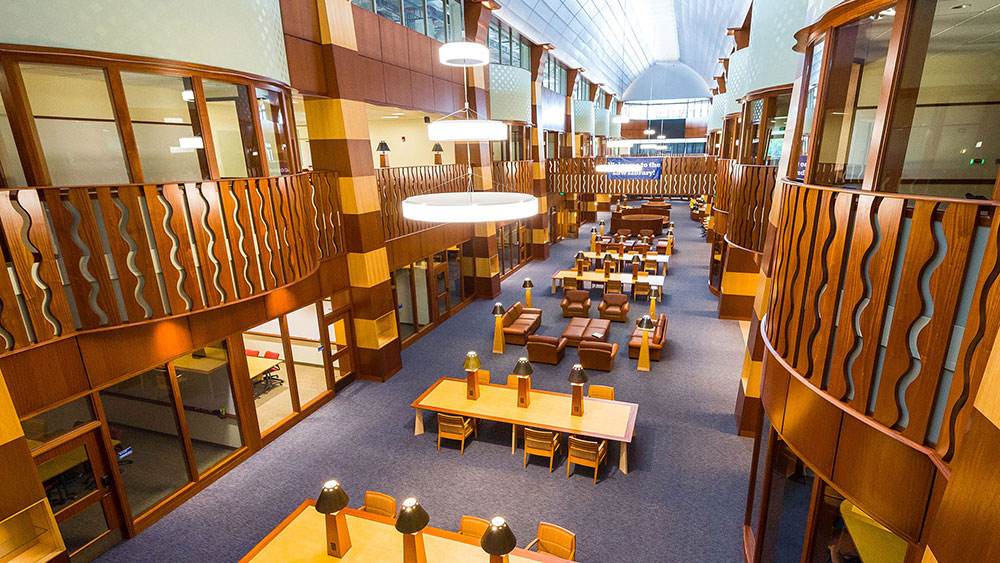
[[402, 42, 538, 224]]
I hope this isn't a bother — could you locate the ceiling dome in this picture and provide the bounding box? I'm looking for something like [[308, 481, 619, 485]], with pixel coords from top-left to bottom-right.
[[620, 61, 710, 102]]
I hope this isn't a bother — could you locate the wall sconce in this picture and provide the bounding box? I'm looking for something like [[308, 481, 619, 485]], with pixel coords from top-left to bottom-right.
[[492, 303, 505, 354], [316, 480, 351, 557], [377, 140, 391, 167]]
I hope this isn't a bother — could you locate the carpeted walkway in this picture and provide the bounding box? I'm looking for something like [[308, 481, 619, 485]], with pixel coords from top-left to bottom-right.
[[97, 209, 752, 562]]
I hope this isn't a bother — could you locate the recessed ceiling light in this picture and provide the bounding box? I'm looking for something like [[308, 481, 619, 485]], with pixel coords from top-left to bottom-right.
[[952, 4, 972, 9], [392, 112, 405, 116], [382, 115, 400, 119]]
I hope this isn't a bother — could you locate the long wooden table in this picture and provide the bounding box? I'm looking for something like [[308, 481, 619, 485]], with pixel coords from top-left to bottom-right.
[[412, 378, 638, 474], [240, 500, 571, 562], [549, 270, 666, 294], [580, 251, 669, 274]]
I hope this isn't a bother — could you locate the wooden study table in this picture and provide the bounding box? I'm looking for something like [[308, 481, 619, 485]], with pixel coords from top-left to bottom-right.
[[580, 251, 669, 274], [412, 378, 638, 474], [549, 270, 665, 295], [172, 347, 228, 374], [240, 500, 571, 562]]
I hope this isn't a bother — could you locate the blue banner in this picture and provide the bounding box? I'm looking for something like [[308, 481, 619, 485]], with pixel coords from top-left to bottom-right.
[[606, 157, 662, 180]]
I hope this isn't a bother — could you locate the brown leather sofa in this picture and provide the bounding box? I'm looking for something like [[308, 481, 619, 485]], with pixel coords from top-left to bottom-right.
[[526, 335, 568, 365], [598, 293, 630, 322], [561, 290, 592, 318], [628, 314, 667, 360], [501, 302, 542, 345], [578, 341, 618, 371], [561, 318, 611, 347]]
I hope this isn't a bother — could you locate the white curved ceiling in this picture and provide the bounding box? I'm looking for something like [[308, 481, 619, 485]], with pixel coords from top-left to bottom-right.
[[493, 0, 750, 98]]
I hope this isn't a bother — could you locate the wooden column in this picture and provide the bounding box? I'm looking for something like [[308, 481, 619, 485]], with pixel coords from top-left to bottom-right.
[[528, 45, 550, 260], [306, 0, 400, 381]]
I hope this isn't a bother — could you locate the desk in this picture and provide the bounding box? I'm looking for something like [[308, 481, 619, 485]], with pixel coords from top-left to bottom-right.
[[580, 251, 669, 274], [246, 356, 283, 380], [550, 270, 665, 295], [241, 501, 570, 562], [412, 378, 637, 474], [173, 348, 228, 374]]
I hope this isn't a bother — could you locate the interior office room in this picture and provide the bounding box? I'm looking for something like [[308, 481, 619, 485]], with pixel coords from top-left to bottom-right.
[[1, 0, 1000, 562]]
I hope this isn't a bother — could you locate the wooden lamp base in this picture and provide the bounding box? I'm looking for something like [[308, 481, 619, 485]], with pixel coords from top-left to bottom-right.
[[402, 532, 427, 563], [571, 383, 584, 416], [517, 375, 531, 408], [638, 331, 651, 372], [493, 316, 505, 354], [525, 288, 532, 308], [466, 370, 480, 400], [489, 555, 509, 563], [325, 511, 351, 557]]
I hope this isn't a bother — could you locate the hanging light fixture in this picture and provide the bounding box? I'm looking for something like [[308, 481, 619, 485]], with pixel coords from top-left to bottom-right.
[[403, 42, 538, 223], [643, 128, 655, 135]]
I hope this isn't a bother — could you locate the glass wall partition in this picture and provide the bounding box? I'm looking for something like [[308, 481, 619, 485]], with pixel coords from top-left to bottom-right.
[[255, 88, 291, 175], [796, 41, 825, 180], [393, 246, 470, 346], [497, 221, 526, 275], [352, 0, 464, 43], [203, 79, 262, 178]]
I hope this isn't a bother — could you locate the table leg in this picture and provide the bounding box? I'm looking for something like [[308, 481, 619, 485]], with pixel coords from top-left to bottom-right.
[[414, 409, 424, 436], [511, 424, 517, 454], [619, 442, 628, 474], [551, 278, 558, 294]]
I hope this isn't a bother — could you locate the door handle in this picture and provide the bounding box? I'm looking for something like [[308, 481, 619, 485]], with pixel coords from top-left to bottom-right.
[[101, 474, 112, 488]]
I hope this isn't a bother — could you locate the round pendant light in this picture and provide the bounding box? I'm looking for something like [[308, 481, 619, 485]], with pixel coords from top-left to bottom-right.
[[595, 163, 642, 174], [402, 192, 538, 223], [607, 139, 634, 148], [611, 115, 630, 124], [428, 119, 507, 141], [639, 143, 659, 150], [643, 128, 655, 135], [439, 42, 490, 67]]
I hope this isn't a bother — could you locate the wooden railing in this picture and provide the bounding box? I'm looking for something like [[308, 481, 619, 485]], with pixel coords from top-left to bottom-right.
[[0, 171, 343, 354], [725, 164, 776, 253], [492, 160, 533, 194], [712, 159, 734, 220], [764, 180, 1000, 462], [546, 155, 717, 195], [376, 164, 467, 240]]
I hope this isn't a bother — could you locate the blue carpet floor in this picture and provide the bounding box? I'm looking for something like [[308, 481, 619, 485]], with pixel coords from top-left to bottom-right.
[[97, 210, 752, 562]]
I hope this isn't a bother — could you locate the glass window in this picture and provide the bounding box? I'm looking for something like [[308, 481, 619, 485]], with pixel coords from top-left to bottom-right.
[[413, 259, 431, 326], [394, 266, 415, 340], [242, 321, 294, 433], [500, 26, 511, 65], [286, 304, 329, 406], [403, 0, 425, 34], [255, 88, 290, 175], [377, 0, 402, 24], [21, 396, 94, 446], [882, 0, 1000, 198], [489, 22, 500, 63], [813, 11, 893, 187], [20, 63, 130, 185], [765, 94, 791, 166], [203, 79, 261, 178], [120, 71, 209, 182], [447, 246, 463, 305], [445, 0, 464, 42], [511, 31, 521, 68], [352, 0, 374, 10], [427, 0, 446, 41], [292, 92, 312, 171], [797, 41, 825, 180], [521, 39, 531, 71], [324, 310, 354, 383], [99, 366, 192, 517], [171, 342, 242, 475], [0, 97, 26, 187]]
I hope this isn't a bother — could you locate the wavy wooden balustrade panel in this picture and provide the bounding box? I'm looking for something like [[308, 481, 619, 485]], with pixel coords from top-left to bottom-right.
[[0, 171, 342, 354], [764, 181, 1000, 462], [491, 160, 533, 193], [724, 164, 775, 253], [546, 156, 717, 195], [713, 159, 734, 217], [376, 164, 467, 241]]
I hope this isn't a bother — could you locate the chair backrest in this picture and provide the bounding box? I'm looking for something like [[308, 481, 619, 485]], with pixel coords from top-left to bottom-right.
[[605, 280, 623, 293], [502, 302, 523, 327], [568, 436, 601, 461], [604, 293, 628, 306], [477, 370, 491, 384], [363, 491, 396, 518], [536, 522, 576, 559], [506, 374, 519, 387], [564, 289, 589, 303], [524, 428, 556, 451], [588, 384, 615, 400], [245, 349, 260, 357], [635, 281, 651, 294], [563, 277, 580, 291], [263, 350, 280, 360], [438, 413, 467, 435], [459, 515, 490, 538]]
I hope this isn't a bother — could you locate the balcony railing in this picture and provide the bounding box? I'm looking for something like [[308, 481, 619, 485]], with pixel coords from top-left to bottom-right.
[[492, 160, 533, 194], [0, 171, 343, 354], [546, 155, 717, 195], [764, 180, 1000, 462], [712, 158, 734, 221], [375, 164, 467, 241], [724, 164, 776, 253]]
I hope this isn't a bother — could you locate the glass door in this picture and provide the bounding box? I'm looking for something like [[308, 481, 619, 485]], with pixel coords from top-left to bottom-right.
[[321, 308, 355, 385], [34, 429, 124, 562]]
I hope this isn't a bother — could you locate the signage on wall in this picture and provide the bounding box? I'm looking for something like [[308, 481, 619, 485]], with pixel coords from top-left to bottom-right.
[[606, 157, 662, 180], [796, 155, 807, 180]]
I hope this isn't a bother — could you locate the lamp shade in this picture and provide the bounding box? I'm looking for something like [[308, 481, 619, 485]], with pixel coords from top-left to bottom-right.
[[376, 141, 390, 153], [522, 278, 533, 289], [632, 255, 641, 264], [316, 480, 349, 514], [568, 364, 588, 384], [599, 220, 605, 226], [638, 315, 655, 331], [603, 253, 614, 261], [492, 303, 505, 316], [512, 357, 533, 376], [432, 142, 444, 153], [650, 287, 661, 300], [575, 251, 586, 260], [590, 227, 597, 233], [481, 517, 517, 556], [395, 497, 430, 534], [439, 41, 490, 67], [463, 351, 482, 371], [401, 192, 538, 222]]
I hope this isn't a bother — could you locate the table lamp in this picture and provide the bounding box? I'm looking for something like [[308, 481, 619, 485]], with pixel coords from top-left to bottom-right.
[[574, 250, 586, 275], [395, 497, 430, 563], [590, 227, 597, 252], [432, 142, 444, 165], [631, 255, 641, 277], [599, 219, 605, 237], [377, 140, 391, 167], [602, 252, 614, 278], [649, 286, 661, 316], [568, 364, 588, 416], [316, 480, 351, 557], [481, 516, 517, 563], [464, 351, 483, 400], [492, 303, 505, 354], [522, 278, 534, 308], [513, 357, 533, 408], [637, 315, 655, 372]]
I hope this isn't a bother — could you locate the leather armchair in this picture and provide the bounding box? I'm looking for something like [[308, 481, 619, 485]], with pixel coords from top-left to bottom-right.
[[598, 293, 630, 322], [526, 335, 568, 365], [561, 289, 592, 318], [578, 341, 618, 371]]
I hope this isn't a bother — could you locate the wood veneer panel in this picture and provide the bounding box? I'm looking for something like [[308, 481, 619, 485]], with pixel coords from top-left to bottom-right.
[[760, 351, 789, 431], [407, 33, 432, 75], [0, 437, 46, 521], [1, 338, 88, 416], [410, 71, 434, 112], [378, 17, 409, 69], [353, 6, 382, 60], [279, 0, 322, 42], [384, 64, 412, 108], [362, 57, 387, 103], [796, 190, 835, 380], [283, 36, 326, 96], [78, 318, 192, 388], [781, 373, 842, 476]]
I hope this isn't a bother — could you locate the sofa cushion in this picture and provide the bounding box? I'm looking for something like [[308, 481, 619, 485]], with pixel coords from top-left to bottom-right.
[[580, 340, 614, 352], [529, 335, 559, 345]]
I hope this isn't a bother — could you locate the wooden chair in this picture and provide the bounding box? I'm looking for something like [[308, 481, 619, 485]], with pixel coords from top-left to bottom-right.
[[437, 413, 476, 455], [605, 279, 623, 294], [362, 491, 396, 518], [523, 428, 561, 472], [459, 515, 490, 539], [633, 281, 652, 300], [587, 385, 615, 400], [245, 349, 260, 357], [567, 435, 608, 484], [563, 276, 580, 292], [477, 369, 491, 385], [527, 522, 577, 560], [506, 374, 519, 387], [643, 259, 658, 275]]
